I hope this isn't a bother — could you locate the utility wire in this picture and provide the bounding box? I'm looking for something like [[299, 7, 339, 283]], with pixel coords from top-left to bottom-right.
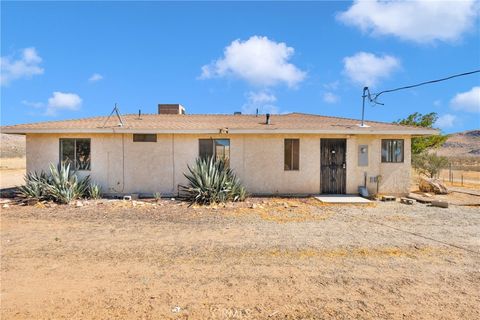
[[368, 69, 480, 105]]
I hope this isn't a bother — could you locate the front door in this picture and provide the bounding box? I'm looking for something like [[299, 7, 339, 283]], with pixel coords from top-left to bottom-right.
[[320, 139, 346, 194]]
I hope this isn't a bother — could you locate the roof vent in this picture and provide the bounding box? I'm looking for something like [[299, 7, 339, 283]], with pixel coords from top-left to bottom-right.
[[158, 104, 186, 114], [265, 113, 271, 125], [234, 111, 242, 115]]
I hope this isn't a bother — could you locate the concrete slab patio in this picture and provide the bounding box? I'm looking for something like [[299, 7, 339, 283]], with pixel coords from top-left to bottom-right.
[[315, 195, 372, 203]]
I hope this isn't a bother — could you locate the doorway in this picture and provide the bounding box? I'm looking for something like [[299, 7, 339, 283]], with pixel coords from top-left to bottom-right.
[[320, 139, 347, 194]]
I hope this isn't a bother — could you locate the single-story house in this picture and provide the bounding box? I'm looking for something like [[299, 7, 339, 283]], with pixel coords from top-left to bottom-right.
[[1, 104, 437, 196]]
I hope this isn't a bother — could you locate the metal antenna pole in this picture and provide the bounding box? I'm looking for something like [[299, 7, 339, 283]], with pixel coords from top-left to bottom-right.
[[101, 103, 126, 128], [360, 87, 368, 127]]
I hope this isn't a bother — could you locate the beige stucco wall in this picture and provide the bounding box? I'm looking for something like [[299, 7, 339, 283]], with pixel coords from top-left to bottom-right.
[[25, 133, 411, 196]]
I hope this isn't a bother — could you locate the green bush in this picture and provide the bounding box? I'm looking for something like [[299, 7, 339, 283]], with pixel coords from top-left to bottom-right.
[[180, 157, 247, 205], [18, 162, 94, 204], [412, 152, 449, 178]]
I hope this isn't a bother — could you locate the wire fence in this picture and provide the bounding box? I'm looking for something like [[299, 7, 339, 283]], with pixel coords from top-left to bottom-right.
[[439, 164, 480, 187]]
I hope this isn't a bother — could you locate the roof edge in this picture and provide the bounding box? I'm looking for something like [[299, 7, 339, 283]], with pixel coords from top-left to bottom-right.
[[1, 127, 438, 136]]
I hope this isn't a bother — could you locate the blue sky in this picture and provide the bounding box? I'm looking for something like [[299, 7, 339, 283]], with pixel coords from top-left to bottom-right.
[[1, 1, 479, 133]]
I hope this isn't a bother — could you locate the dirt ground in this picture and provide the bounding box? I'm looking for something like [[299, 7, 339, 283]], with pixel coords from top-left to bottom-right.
[[0, 158, 26, 189], [1, 198, 479, 319]]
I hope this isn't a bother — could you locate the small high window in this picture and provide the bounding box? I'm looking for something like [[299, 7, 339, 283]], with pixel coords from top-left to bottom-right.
[[199, 139, 230, 164], [284, 139, 299, 170], [59, 138, 91, 170], [381, 139, 404, 163], [133, 134, 157, 142]]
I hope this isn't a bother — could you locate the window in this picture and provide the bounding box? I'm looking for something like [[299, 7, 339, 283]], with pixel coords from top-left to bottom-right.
[[59, 138, 91, 170], [284, 139, 299, 170], [381, 139, 404, 163], [133, 134, 157, 142], [199, 139, 230, 164]]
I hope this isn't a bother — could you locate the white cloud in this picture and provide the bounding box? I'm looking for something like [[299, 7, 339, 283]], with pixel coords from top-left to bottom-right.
[[435, 114, 457, 128], [88, 73, 103, 82], [21, 100, 45, 108], [200, 35, 306, 88], [241, 90, 279, 114], [450, 86, 480, 113], [1, 47, 44, 86], [323, 80, 340, 91], [246, 91, 277, 105], [343, 52, 400, 87], [46, 92, 82, 115], [337, 0, 479, 43], [323, 92, 339, 104]]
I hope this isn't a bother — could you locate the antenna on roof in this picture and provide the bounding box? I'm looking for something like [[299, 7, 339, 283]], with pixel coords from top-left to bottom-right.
[[102, 103, 126, 128]]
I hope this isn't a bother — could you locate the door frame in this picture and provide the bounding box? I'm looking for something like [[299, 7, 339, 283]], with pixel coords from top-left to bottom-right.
[[320, 138, 347, 194]]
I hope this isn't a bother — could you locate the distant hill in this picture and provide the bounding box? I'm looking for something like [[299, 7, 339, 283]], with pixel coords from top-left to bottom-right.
[[436, 130, 480, 158], [1, 133, 26, 158]]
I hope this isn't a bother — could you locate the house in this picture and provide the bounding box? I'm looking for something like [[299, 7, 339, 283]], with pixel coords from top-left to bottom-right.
[[1, 104, 437, 196]]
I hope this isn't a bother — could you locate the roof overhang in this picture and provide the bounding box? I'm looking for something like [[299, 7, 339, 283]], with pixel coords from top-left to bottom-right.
[[1, 127, 438, 136]]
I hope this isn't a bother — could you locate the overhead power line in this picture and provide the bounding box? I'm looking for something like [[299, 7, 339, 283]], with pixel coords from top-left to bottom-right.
[[359, 69, 480, 127]]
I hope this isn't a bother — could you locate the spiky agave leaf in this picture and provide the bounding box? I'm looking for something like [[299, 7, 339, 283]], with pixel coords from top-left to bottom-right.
[[180, 157, 247, 205], [44, 162, 91, 204], [17, 170, 51, 200], [88, 183, 102, 199]]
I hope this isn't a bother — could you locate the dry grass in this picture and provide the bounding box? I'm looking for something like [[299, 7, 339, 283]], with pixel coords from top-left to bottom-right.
[[2, 198, 479, 319]]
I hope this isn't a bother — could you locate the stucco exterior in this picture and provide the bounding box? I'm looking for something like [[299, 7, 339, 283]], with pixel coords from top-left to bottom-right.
[[25, 133, 411, 196]]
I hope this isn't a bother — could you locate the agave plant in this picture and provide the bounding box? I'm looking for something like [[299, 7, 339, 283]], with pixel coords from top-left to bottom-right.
[[88, 183, 102, 199], [44, 162, 91, 204], [180, 157, 247, 205], [18, 171, 51, 200]]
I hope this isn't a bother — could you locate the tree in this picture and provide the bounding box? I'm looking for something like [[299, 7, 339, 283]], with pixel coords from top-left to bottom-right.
[[394, 112, 448, 155], [412, 152, 449, 178]]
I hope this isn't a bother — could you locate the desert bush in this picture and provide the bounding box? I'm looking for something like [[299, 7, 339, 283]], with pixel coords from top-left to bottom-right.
[[180, 157, 247, 205], [18, 171, 51, 200], [88, 183, 102, 199], [44, 163, 91, 204], [413, 152, 449, 178], [18, 162, 94, 204]]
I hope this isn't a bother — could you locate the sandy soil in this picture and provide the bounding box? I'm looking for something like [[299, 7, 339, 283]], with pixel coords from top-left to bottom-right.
[[1, 198, 479, 319], [0, 157, 26, 189]]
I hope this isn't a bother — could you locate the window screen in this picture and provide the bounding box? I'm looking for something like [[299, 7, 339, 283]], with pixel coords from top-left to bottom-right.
[[59, 138, 91, 170], [133, 134, 157, 142], [381, 139, 404, 163], [199, 139, 230, 164], [284, 139, 299, 170]]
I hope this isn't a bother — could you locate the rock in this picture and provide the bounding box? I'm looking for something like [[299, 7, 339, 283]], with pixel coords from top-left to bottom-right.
[[250, 204, 258, 209], [2, 204, 10, 208], [75, 201, 84, 207], [418, 178, 449, 195]]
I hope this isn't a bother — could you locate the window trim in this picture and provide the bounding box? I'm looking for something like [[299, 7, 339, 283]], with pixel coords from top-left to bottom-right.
[[198, 138, 231, 165], [284, 138, 300, 171], [381, 139, 404, 163], [59, 138, 91, 171]]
